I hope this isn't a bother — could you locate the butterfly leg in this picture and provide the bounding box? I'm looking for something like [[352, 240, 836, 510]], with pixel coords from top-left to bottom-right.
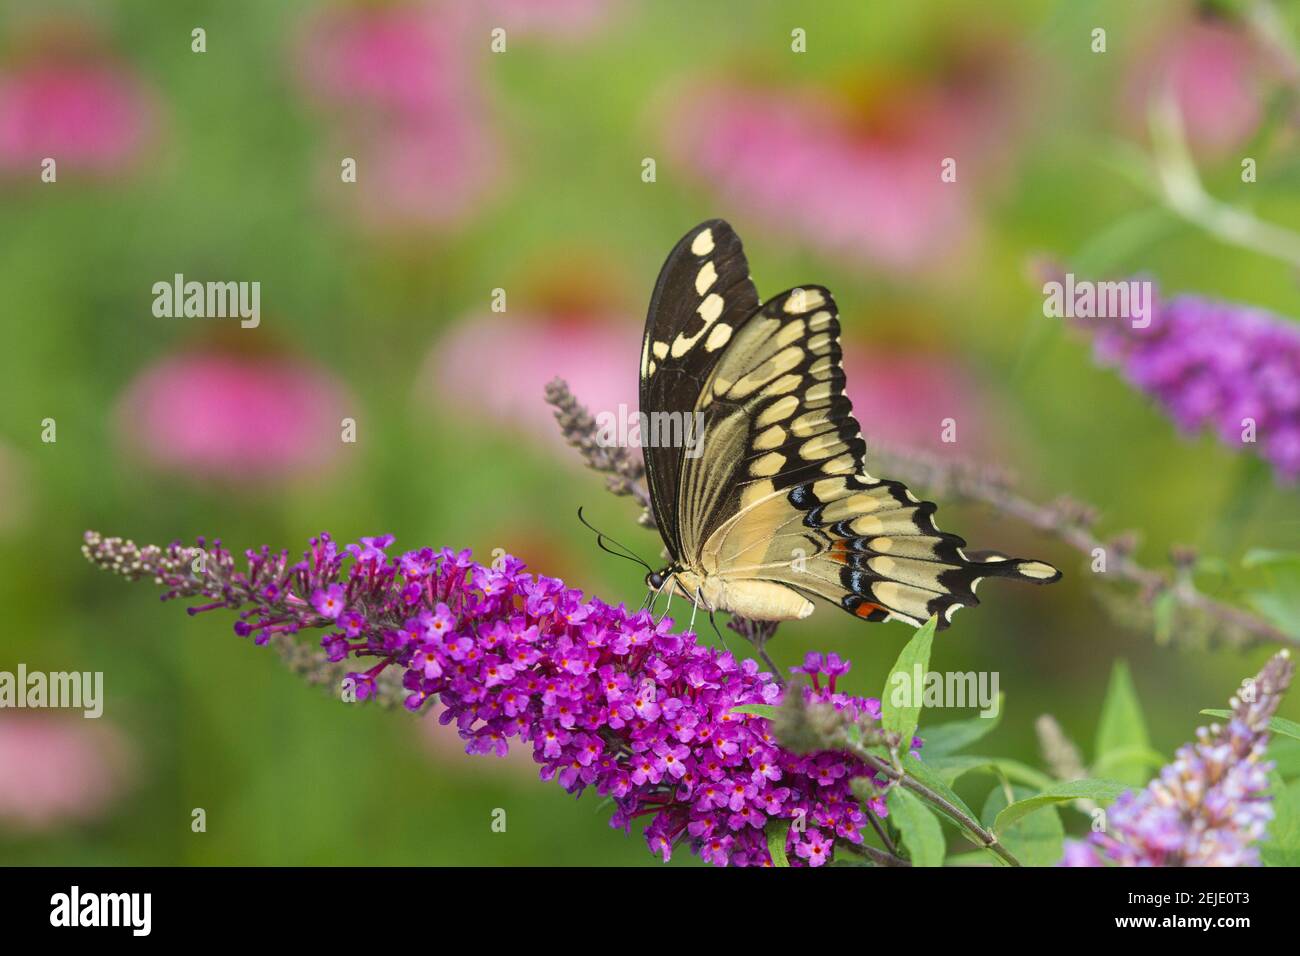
[[657, 583, 675, 625], [706, 608, 740, 661]]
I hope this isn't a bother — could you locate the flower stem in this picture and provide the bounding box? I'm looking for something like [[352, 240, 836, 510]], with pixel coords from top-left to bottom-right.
[[837, 733, 1023, 867], [841, 840, 911, 867]]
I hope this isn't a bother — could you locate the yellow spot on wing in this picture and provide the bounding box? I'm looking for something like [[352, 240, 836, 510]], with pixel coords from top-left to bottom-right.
[[695, 261, 718, 295], [800, 433, 843, 460], [775, 320, 806, 347], [705, 323, 732, 351], [691, 228, 715, 256], [750, 452, 786, 477], [1017, 561, 1059, 580], [784, 288, 825, 313], [753, 425, 785, 450], [698, 293, 724, 323], [757, 394, 799, 425], [759, 373, 802, 397]]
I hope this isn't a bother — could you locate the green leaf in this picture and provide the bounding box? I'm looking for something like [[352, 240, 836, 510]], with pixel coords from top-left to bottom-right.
[[1199, 709, 1300, 743], [1094, 660, 1153, 788], [731, 704, 778, 720], [993, 778, 1129, 834], [1262, 776, 1300, 867], [917, 694, 1004, 757], [897, 753, 979, 826], [981, 785, 1064, 867], [880, 615, 938, 747], [1241, 549, 1300, 638], [1091, 744, 1167, 778], [1269, 737, 1300, 781], [923, 754, 1054, 792], [766, 820, 791, 867], [1242, 549, 1300, 571], [886, 787, 945, 867]]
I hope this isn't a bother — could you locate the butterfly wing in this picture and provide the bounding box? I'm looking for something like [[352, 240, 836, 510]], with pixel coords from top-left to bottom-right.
[[640, 220, 761, 562], [641, 220, 1060, 628], [686, 281, 1059, 629]]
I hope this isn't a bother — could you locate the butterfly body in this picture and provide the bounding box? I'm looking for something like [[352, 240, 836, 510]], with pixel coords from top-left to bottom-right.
[[640, 220, 1061, 630], [651, 566, 816, 621]]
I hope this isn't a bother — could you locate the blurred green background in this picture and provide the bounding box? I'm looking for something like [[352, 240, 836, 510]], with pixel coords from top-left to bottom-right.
[[1, 0, 1298, 865]]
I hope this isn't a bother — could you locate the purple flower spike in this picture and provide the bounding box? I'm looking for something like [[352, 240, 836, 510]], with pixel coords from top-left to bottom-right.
[[1078, 284, 1300, 482], [82, 530, 889, 867], [1062, 650, 1294, 867]]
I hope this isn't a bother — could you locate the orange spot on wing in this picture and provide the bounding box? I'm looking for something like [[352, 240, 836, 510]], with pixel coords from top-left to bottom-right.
[[854, 602, 886, 619]]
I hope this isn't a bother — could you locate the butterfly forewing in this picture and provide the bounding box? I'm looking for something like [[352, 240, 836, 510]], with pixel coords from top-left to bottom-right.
[[640, 220, 760, 561]]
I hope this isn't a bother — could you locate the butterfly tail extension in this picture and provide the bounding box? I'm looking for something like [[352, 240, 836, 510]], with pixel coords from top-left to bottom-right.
[[789, 475, 1061, 630]]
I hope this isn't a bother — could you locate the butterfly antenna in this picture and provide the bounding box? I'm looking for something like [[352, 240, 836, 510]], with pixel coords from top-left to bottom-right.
[[576, 507, 654, 574]]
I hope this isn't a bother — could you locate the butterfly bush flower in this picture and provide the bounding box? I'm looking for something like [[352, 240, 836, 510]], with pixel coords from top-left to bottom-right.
[[1062, 650, 1294, 867], [83, 530, 890, 866], [1081, 286, 1300, 482]]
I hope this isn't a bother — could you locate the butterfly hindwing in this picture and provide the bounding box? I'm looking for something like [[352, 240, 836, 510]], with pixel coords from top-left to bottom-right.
[[692, 284, 1058, 628]]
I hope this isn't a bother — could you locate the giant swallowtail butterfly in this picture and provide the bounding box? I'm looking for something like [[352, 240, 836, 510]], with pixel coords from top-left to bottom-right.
[[640, 219, 1060, 629]]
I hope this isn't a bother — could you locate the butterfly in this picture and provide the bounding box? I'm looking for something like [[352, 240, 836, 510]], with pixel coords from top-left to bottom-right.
[[639, 219, 1061, 630]]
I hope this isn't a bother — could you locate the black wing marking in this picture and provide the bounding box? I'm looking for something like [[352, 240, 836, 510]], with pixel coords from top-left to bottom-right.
[[639, 219, 760, 562]]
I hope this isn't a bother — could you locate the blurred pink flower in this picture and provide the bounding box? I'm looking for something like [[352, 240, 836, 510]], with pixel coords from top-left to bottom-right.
[[0, 715, 130, 832], [422, 310, 638, 445], [295, 2, 473, 120], [0, 55, 157, 177], [425, 308, 1002, 462], [293, 2, 504, 233], [842, 348, 1000, 457], [1125, 18, 1266, 158], [337, 118, 503, 233], [476, 0, 621, 41], [115, 350, 353, 484], [664, 67, 1021, 273]]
